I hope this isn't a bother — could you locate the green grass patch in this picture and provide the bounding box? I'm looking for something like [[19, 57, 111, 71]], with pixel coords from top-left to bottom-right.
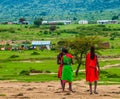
[[100, 67, 120, 84]]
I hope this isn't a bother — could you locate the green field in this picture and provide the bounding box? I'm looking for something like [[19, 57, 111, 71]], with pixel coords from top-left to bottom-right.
[[0, 24, 120, 84], [0, 50, 119, 84]]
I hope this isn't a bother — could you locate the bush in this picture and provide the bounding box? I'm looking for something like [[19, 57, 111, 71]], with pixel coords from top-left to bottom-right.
[[8, 28, 16, 33], [107, 74, 120, 78], [17, 28, 21, 31], [19, 70, 30, 76], [43, 31, 49, 34], [110, 37, 115, 40], [10, 55, 19, 58], [24, 25, 28, 28], [44, 70, 51, 73], [31, 51, 40, 55], [51, 48, 56, 50], [30, 69, 43, 73], [97, 25, 106, 27]]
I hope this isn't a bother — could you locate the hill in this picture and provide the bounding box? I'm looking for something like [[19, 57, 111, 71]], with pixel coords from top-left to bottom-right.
[[0, 0, 120, 22]]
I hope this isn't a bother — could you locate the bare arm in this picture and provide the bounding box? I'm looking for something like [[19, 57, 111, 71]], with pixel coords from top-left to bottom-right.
[[71, 58, 74, 64], [57, 56, 60, 64], [57, 53, 62, 64], [96, 56, 100, 74]]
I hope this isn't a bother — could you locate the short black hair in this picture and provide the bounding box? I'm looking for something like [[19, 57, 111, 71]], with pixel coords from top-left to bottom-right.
[[90, 46, 95, 60], [62, 48, 68, 53]]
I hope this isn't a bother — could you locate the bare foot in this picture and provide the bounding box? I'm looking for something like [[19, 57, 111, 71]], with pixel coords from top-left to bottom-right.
[[94, 91, 98, 94], [90, 92, 93, 95], [70, 90, 76, 93]]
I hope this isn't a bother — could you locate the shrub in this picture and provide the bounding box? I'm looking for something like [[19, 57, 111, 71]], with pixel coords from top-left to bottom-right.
[[110, 37, 115, 40], [30, 69, 43, 73], [10, 55, 19, 58], [8, 28, 16, 33], [43, 31, 49, 34], [17, 28, 21, 31], [97, 25, 106, 27], [19, 70, 30, 76], [107, 74, 120, 78], [24, 25, 28, 28], [51, 48, 56, 50], [57, 32, 61, 35], [44, 70, 51, 73], [31, 51, 40, 55]]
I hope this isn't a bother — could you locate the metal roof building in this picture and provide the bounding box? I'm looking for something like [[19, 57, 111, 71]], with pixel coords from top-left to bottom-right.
[[32, 41, 51, 50]]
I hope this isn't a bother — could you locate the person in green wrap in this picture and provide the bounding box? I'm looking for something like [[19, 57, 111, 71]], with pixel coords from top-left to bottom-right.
[[61, 48, 74, 92]]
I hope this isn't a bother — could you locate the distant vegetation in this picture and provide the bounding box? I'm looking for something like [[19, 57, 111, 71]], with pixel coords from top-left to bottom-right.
[[0, 24, 120, 43], [0, 0, 120, 22]]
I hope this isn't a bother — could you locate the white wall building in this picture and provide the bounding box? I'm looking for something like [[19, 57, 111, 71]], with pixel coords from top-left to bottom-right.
[[42, 20, 71, 25], [97, 20, 118, 24], [32, 41, 51, 50], [78, 20, 88, 24]]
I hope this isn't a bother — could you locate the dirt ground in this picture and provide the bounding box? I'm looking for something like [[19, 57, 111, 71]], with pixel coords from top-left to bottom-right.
[[0, 80, 119, 99]]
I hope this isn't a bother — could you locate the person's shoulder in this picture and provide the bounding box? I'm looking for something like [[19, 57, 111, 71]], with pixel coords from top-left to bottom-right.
[[58, 52, 63, 57], [66, 53, 73, 58]]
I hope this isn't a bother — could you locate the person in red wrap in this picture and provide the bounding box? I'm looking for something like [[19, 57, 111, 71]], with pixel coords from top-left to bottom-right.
[[57, 48, 64, 90], [85, 46, 100, 95]]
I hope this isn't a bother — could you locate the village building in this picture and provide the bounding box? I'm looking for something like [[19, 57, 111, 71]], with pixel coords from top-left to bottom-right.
[[0, 40, 12, 45], [97, 20, 118, 24], [31, 41, 51, 50], [8, 22, 13, 25], [78, 20, 88, 24], [42, 20, 71, 25], [0, 40, 29, 50], [42, 21, 48, 24], [21, 21, 29, 24], [98, 42, 110, 49]]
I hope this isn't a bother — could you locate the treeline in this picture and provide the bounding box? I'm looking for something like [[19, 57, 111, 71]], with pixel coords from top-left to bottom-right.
[[0, 0, 120, 22]]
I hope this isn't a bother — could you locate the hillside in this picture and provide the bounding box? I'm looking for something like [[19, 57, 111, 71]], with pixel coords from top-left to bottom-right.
[[0, 0, 120, 22]]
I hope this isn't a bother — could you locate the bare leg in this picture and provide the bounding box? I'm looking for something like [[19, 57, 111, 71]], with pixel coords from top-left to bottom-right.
[[69, 82, 72, 91], [89, 82, 92, 94], [60, 79, 64, 90], [94, 81, 98, 94], [62, 82, 65, 92], [69, 82, 75, 93]]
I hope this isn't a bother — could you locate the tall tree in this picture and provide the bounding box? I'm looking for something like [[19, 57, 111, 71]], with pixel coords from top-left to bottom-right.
[[49, 25, 56, 32], [112, 15, 118, 20], [19, 18, 26, 24], [57, 36, 101, 76], [34, 18, 43, 26]]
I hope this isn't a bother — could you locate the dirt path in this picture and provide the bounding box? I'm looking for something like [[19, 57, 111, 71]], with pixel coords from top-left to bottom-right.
[[0, 58, 119, 99], [0, 80, 119, 99], [100, 58, 120, 61], [101, 64, 120, 69]]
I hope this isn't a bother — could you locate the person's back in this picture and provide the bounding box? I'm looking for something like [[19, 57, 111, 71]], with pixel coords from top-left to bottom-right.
[[61, 48, 74, 92], [57, 49, 64, 91], [57, 52, 63, 65], [86, 52, 98, 82], [57, 52, 64, 78], [62, 53, 73, 65], [85, 46, 100, 95]]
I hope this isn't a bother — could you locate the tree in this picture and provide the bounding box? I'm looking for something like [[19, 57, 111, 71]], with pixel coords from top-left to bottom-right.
[[73, 17, 77, 21], [57, 36, 101, 76], [49, 25, 56, 32], [112, 16, 118, 20], [34, 18, 43, 26], [19, 18, 26, 24]]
